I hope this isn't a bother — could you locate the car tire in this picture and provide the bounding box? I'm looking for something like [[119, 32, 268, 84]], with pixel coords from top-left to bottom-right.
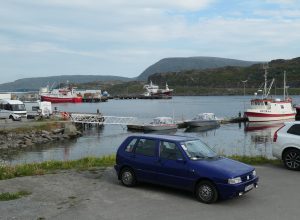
[[283, 149, 300, 171], [120, 168, 137, 187], [195, 180, 218, 204]]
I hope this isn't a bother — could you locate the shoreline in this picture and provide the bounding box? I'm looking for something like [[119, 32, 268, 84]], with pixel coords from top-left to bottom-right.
[[0, 120, 82, 151]]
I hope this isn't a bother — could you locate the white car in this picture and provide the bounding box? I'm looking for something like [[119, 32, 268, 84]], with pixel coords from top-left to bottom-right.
[[273, 121, 300, 171], [0, 109, 21, 121]]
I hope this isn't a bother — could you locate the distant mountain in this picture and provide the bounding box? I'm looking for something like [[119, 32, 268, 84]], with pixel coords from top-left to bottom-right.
[[137, 57, 260, 80], [0, 75, 131, 92], [147, 57, 300, 95]]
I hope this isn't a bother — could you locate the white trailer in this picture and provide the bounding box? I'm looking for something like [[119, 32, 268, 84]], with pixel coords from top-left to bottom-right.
[[0, 93, 12, 100], [25, 101, 52, 118]]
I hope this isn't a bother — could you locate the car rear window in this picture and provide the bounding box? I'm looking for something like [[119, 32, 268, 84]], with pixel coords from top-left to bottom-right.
[[134, 138, 157, 156], [287, 124, 300, 136]]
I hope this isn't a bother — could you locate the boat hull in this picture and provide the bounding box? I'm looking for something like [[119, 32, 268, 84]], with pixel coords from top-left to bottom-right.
[[41, 96, 82, 103], [185, 120, 219, 127], [244, 112, 296, 122], [143, 124, 178, 131]]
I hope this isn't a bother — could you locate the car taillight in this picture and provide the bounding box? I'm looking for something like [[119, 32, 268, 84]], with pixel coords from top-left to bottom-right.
[[273, 125, 285, 142]]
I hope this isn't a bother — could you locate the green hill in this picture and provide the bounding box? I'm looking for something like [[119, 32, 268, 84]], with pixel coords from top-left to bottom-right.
[[0, 75, 130, 92], [137, 57, 259, 80], [147, 57, 300, 95], [100, 57, 300, 96]]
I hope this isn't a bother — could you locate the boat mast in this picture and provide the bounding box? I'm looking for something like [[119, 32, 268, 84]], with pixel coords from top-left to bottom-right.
[[283, 70, 286, 100], [263, 63, 269, 98]]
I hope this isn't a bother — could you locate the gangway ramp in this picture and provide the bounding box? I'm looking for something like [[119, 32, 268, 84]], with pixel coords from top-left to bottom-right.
[[69, 113, 137, 125]]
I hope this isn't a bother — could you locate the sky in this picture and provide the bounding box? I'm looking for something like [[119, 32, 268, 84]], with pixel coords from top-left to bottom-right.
[[0, 0, 300, 84]]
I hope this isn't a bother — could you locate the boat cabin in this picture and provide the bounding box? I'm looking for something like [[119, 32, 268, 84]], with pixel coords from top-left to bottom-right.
[[151, 117, 174, 125], [193, 113, 217, 121]]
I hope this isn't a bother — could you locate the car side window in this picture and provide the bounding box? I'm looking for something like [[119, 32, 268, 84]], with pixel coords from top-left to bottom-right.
[[124, 138, 138, 153], [160, 141, 183, 160], [134, 138, 157, 157], [287, 124, 300, 136]]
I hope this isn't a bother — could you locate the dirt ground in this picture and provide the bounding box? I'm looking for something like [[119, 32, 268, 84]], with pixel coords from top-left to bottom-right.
[[0, 165, 299, 220]]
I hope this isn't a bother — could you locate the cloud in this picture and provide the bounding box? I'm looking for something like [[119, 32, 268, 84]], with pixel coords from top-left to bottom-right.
[[264, 0, 297, 4], [1, 0, 300, 83], [23, 0, 214, 11]]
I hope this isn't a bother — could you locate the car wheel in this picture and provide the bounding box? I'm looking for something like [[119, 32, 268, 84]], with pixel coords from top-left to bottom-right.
[[120, 168, 136, 187], [195, 180, 218, 204], [283, 149, 300, 171]]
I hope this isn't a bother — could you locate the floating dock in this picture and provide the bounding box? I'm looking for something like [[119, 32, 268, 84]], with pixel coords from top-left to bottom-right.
[[220, 117, 248, 124]]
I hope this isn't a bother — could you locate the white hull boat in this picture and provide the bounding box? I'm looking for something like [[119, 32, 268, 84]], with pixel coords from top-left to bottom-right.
[[185, 113, 220, 127], [244, 66, 296, 122], [143, 117, 178, 131]]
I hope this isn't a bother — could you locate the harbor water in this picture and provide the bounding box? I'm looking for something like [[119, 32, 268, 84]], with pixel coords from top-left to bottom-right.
[[1, 96, 300, 165]]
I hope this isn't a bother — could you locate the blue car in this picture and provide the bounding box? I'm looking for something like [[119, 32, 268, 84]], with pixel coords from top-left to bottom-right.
[[114, 134, 259, 203]]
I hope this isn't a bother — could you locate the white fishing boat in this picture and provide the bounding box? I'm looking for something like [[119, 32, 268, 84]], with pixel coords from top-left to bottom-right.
[[143, 117, 178, 131], [143, 81, 173, 97], [244, 65, 296, 122], [185, 113, 220, 127]]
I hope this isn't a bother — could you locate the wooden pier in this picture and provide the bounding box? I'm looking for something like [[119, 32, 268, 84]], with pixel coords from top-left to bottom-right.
[[82, 97, 108, 102], [112, 95, 172, 100]]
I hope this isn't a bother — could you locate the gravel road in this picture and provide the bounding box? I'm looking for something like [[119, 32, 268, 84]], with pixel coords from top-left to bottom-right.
[[0, 164, 299, 220]]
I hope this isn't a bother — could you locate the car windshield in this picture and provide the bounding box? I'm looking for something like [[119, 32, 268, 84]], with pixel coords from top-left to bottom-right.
[[180, 139, 218, 160], [11, 104, 26, 111]]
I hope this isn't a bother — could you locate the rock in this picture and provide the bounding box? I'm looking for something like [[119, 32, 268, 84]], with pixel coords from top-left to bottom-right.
[[62, 134, 70, 139], [0, 145, 8, 150], [42, 134, 53, 141], [64, 123, 78, 137], [52, 128, 64, 134], [41, 130, 50, 135], [23, 135, 31, 140], [25, 140, 33, 146]]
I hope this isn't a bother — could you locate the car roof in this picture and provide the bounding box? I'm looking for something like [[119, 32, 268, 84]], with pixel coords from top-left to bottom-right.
[[127, 134, 198, 142], [0, 99, 24, 104], [284, 121, 300, 126]]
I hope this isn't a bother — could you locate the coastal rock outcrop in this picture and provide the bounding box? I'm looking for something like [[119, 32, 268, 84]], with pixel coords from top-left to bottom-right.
[[0, 122, 82, 150]]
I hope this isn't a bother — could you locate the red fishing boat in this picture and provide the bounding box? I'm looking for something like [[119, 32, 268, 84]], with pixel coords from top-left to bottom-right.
[[40, 86, 82, 103]]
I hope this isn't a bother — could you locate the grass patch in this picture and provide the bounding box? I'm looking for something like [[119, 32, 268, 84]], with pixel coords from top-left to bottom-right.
[[0, 190, 31, 201], [1, 121, 63, 133], [0, 155, 115, 180], [228, 155, 281, 165], [0, 154, 281, 180]]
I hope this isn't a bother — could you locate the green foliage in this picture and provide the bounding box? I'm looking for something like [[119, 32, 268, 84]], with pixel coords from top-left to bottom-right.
[[0, 155, 116, 180], [0, 191, 31, 201]]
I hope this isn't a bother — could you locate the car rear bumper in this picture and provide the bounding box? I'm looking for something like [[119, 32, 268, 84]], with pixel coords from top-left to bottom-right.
[[272, 143, 283, 159], [216, 176, 259, 199]]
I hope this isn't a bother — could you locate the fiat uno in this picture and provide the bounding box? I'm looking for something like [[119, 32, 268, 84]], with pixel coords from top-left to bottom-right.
[[115, 134, 258, 203]]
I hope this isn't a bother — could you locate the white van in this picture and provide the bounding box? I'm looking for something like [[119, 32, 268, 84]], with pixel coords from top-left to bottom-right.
[[0, 99, 27, 120], [25, 101, 52, 118]]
